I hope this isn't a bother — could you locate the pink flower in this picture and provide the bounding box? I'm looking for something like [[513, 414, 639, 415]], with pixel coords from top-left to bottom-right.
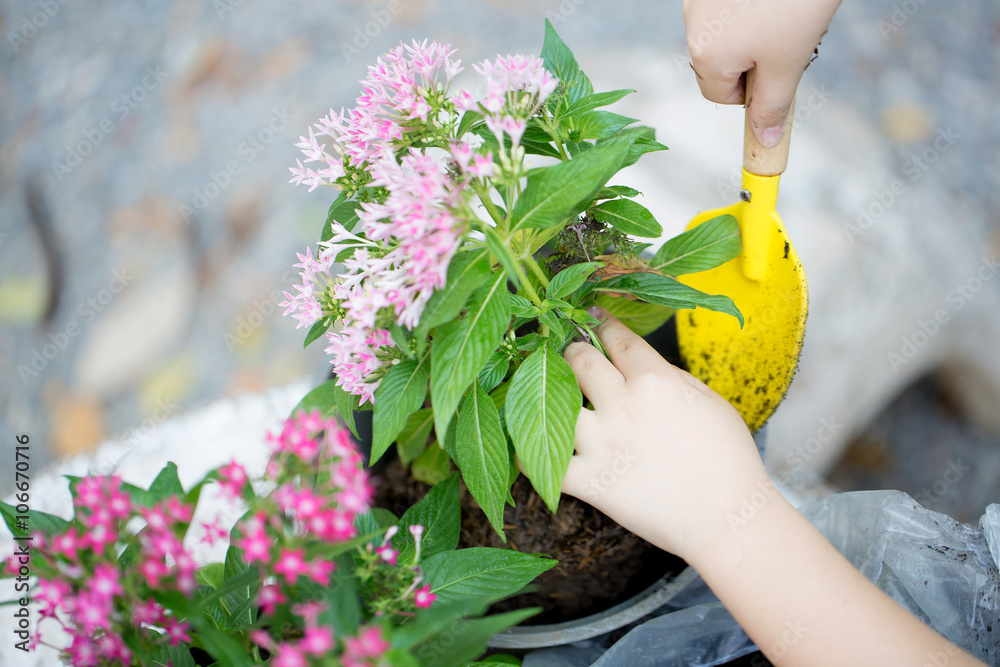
[[376, 544, 397, 565], [132, 599, 165, 626], [249, 629, 276, 652], [73, 591, 111, 635], [163, 616, 192, 646], [140, 504, 171, 533], [273, 548, 308, 584], [51, 527, 82, 561], [409, 524, 425, 561], [291, 601, 325, 627], [236, 519, 273, 565], [343, 626, 389, 665], [273, 643, 307, 667], [301, 626, 334, 656], [257, 584, 286, 615], [306, 558, 336, 586], [88, 563, 123, 601], [36, 578, 71, 618], [139, 556, 169, 586], [65, 634, 100, 667], [199, 517, 229, 546], [414, 584, 437, 609], [217, 461, 249, 500], [96, 633, 131, 663], [164, 496, 193, 524]]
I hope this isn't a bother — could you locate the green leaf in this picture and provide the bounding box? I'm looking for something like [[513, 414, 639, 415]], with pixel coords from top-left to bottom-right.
[[411, 443, 453, 486], [596, 184, 641, 200], [483, 229, 520, 288], [0, 501, 70, 539], [541, 19, 594, 108], [397, 408, 435, 465], [457, 109, 483, 138], [547, 261, 604, 300], [508, 138, 633, 231], [195, 562, 225, 589], [147, 462, 184, 505], [568, 111, 637, 142], [303, 318, 332, 347], [651, 214, 742, 276], [322, 195, 362, 241], [321, 554, 361, 637], [454, 381, 509, 540], [538, 309, 566, 340], [594, 293, 674, 337], [506, 342, 581, 512], [147, 642, 198, 667], [334, 381, 363, 440], [430, 271, 511, 440], [392, 599, 489, 651], [372, 355, 430, 464], [508, 294, 536, 317], [562, 89, 635, 118], [599, 127, 667, 170], [415, 250, 492, 355], [393, 474, 461, 561], [592, 199, 662, 238], [416, 608, 540, 667], [421, 548, 557, 605], [356, 507, 399, 536], [594, 272, 743, 326], [291, 378, 340, 419], [477, 350, 510, 394]]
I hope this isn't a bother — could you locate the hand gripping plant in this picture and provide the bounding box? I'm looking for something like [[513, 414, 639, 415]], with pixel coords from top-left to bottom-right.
[[283, 21, 743, 537]]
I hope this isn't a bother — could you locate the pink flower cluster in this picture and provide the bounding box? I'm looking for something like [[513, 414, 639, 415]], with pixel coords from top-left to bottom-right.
[[285, 40, 559, 405], [22, 475, 195, 666]]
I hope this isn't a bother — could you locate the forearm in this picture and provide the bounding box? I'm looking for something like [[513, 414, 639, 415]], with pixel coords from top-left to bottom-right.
[[684, 488, 984, 667]]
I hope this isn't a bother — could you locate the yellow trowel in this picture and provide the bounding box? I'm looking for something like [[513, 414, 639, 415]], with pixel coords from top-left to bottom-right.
[[677, 70, 808, 433]]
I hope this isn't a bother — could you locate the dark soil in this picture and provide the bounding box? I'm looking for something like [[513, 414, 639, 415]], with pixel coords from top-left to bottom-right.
[[374, 456, 686, 625]]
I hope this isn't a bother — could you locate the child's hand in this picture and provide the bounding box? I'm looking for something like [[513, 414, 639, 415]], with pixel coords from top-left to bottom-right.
[[681, 0, 842, 147], [561, 307, 768, 562]]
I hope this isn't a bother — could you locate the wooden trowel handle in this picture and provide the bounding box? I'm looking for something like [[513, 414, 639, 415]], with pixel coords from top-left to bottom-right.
[[743, 69, 796, 177]]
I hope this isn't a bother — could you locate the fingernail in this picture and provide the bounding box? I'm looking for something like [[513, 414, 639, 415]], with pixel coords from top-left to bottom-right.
[[760, 125, 783, 148], [587, 305, 607, 319]]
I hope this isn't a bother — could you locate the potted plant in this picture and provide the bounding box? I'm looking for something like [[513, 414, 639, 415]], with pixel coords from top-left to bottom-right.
[[281, 19, 743, 643], [1, 412, 556, 666]]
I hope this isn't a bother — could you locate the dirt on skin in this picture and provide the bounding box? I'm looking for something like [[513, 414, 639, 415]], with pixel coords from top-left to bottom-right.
[[374, 457, 686, 625]]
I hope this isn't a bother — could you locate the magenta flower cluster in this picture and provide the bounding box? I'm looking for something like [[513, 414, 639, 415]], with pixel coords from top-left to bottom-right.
[[4, 411, 437, 666], [282, 40, 558, 404]]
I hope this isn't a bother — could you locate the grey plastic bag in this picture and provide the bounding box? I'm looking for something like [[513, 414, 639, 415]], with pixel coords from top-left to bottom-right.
[[526, 491, 1000, 666]]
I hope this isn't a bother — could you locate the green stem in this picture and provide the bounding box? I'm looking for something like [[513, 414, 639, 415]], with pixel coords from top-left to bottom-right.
[[511, 260, 542, 306], [524, 255, 549, 288], [472, 182, 505, 228]]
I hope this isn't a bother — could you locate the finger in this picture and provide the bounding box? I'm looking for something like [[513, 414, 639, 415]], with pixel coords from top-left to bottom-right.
[[688, 57, 745, 106], [561, 454, 593, 500], [590, 308, 666, 380], [746, 64, 802, 148], [564, 341, 624, 409]]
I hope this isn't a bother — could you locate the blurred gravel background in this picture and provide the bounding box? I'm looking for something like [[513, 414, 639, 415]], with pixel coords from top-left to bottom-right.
[[0, 0, 998, 520]]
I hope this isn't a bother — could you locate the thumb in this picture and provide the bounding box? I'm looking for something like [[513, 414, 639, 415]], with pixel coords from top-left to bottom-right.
[[746, 66, 800, 148]]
